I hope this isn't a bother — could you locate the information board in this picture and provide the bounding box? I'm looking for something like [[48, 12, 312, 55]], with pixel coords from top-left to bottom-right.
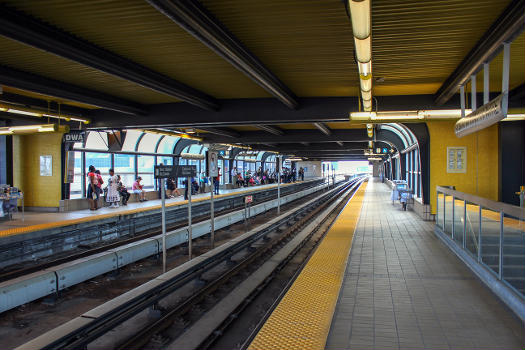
[[154, 165, 197, 178], [446, 147, 467, 173], [206, 151, 219, 177]]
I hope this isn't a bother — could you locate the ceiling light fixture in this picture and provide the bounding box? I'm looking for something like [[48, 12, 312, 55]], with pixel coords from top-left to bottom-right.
[[349, 0, 373, 113], [0, 103, 90, 124], [0, 123, 69, 135]]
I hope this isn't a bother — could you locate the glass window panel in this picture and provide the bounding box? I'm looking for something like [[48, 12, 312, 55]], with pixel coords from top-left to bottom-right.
[[453, 199, 465, 246], [138, 155, 155, 189], [114, 154, 135, 188], [157, 156, 173, 165], [137, 133, 161, 153], [157, 136, 179, 154], [480, 207, 501, 275], [122, 130, 142, 151], [85, 152, 111, 175], [188, 144, 202, 154], [70, 151, 83, 199], [85, 132, 108, 150], [437, 192, 444, 229], [465, 202, 480, 257], [444, 195, 453, 237], [502, 214, 525, 296]]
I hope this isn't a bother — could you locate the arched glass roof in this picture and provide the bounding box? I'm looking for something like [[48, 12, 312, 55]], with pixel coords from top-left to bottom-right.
[[122, 130, 142, 151], [157, 135, 180, 154], [84, 131, 108, 150], [379, 123, 418, 149], [137, 133, 161, 153]]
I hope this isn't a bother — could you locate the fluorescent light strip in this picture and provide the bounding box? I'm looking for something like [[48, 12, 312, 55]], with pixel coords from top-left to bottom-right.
[[349, 0, 371, 39]]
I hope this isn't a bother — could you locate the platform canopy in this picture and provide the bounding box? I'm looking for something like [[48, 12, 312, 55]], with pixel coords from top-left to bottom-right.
[[0, 0, 524, 160]]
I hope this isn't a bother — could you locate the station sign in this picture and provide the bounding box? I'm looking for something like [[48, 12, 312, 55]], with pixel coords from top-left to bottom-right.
[[154, 165, 197, 178], [63, 130, 86, 144]]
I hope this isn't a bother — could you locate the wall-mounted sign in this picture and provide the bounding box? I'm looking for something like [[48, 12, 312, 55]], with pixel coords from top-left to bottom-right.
[[447, 147, 467, 173], [63, 131, 86, 144], [40, 155, 53, 176]]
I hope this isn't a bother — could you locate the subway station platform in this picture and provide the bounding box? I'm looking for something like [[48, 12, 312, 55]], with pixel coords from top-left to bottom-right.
[[249, 178, 524, 350], [0, 180, 317, 238]]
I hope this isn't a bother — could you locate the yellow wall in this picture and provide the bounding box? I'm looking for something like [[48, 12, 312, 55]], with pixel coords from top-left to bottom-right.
[[428, 121, 499, 214], [13, 133, 63, 208]]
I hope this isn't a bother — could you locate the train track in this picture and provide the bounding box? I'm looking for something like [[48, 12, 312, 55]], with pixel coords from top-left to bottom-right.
[[0, 181, 324, 283], [16, 177, 365, 350]]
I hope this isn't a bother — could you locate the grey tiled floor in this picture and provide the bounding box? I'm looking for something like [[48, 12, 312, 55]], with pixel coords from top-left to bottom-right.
[[326, 179, 524, 350]]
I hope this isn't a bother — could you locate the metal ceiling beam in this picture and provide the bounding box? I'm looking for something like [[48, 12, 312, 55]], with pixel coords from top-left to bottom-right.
[[147, 0, 298, 109], [434, 0, 525, 105], [89, 95, 494, 129], [312, 122, 331, 136], [256, 124, 285, 136], [201, 129, 369, 144], [0, 4, 218, 111], [0, 91, 90, 116], [0, 65, 147, 115], [198, 127, 239, 138]]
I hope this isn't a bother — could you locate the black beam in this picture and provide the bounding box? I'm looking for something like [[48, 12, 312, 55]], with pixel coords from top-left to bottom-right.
[[313, 122, 331, 136], [268, 142, 371, 152], [435, 0, 525, 105], [147, 0, 298, 109], [201, 129, 369, 144], [256, 124, 285, 136], [0, 91, 90, 117], [198, 127, 240, 138], [90, 95, 487, 130], [0, 4, 218, 111], [0, 65, 147, 115]]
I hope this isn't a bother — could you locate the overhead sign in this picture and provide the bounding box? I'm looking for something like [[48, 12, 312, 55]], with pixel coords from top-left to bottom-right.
[[455, 93, 507, 138], [382, 148, 388, 154], [206, 151, 219, 177], [63, 130, 86, 144], [154, 165, 196, 178]]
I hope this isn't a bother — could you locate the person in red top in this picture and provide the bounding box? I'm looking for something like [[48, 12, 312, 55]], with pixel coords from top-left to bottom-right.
[[132, 176, 147, 202], [87, 165, 100, 211], [213, 167, 221, 195]]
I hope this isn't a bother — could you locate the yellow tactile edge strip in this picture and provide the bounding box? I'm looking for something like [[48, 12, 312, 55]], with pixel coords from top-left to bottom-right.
[[248, 181, 368, 350], [0, 181, 304, 238]]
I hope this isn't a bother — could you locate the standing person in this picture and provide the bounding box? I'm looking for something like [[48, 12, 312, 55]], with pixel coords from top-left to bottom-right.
[[117, 175, 130, 205], [199, 172, 207, 193], [132, 176, 147, 202], [106, 168, 120, 208], [87, 165, 99, 211], [299, 167, 305, 181], [214, 167, 221, 195]]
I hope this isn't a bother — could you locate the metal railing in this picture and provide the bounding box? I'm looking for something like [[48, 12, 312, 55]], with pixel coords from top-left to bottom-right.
[[436, 186, 525, 298]]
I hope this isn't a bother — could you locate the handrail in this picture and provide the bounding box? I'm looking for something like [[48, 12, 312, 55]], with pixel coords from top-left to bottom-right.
[[437, 186, 524, 219]]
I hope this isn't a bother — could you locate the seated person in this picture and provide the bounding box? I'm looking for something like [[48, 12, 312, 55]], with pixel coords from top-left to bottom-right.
[[117, 175, 130, 205], [132, 176, 147, 202], [167, 177, 180, 198]]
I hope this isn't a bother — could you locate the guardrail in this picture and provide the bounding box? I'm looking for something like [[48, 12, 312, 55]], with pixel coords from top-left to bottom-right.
[[435, 186, 525, 316]]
